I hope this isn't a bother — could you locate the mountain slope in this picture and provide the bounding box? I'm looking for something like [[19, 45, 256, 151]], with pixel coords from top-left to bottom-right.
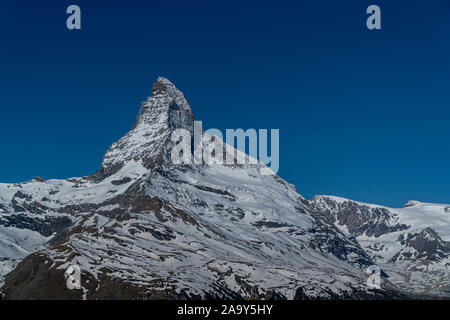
[[310, 196, 450, 296], [0, 78, 425, 299]]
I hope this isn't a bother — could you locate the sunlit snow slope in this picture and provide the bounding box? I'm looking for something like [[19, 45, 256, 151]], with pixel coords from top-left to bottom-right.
[[310, 196, 450, 296]]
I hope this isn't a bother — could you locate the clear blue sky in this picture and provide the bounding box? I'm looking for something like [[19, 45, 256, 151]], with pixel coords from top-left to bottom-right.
[[0, 0, 449, 207]]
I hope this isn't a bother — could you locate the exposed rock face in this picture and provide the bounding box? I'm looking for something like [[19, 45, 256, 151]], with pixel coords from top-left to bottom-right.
[[2, 253, 83, 300], [0, 214, 72, 237], [0, 78, 444, 300], [310, 196, 409, 237], [390, 228, 450, 265], [92, 77, 194, 180], [310, 196, 450, 297]]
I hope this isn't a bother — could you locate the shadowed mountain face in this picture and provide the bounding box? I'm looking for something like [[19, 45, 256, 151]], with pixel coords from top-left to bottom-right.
[[310, 196, 450, 297], [0, 78, 444, 300]]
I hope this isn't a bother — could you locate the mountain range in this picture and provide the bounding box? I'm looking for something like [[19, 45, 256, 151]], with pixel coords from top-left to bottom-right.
[[0, 78, 448, 299]]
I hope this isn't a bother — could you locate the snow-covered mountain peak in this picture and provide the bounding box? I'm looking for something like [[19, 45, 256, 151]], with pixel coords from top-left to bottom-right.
[[133, 77, 192, 129], [403, 200, 422, 208], [310, 195, 450, 296], [150, 77, 190, 106], [1, 78, 448, 299], [93, 77, 194, 180], [1, 78, 401, 300], [310, 195, 391, 210]]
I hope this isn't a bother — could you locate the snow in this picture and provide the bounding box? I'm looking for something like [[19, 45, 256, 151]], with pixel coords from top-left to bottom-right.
[[311, 195, 450, 296], [0, 77, 448, 299], [0, 226, 51, 286]]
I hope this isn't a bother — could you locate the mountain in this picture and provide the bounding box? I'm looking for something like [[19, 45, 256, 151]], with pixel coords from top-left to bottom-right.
[[310, 196, 450, 297], [0, 77, 445, 299]]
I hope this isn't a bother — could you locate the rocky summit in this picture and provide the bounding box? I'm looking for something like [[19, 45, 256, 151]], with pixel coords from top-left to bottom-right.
[[0, 78, 448, 299]]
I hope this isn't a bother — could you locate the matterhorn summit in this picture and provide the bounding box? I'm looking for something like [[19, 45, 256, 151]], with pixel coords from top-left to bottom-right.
[[94, 77, 194, 180]]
